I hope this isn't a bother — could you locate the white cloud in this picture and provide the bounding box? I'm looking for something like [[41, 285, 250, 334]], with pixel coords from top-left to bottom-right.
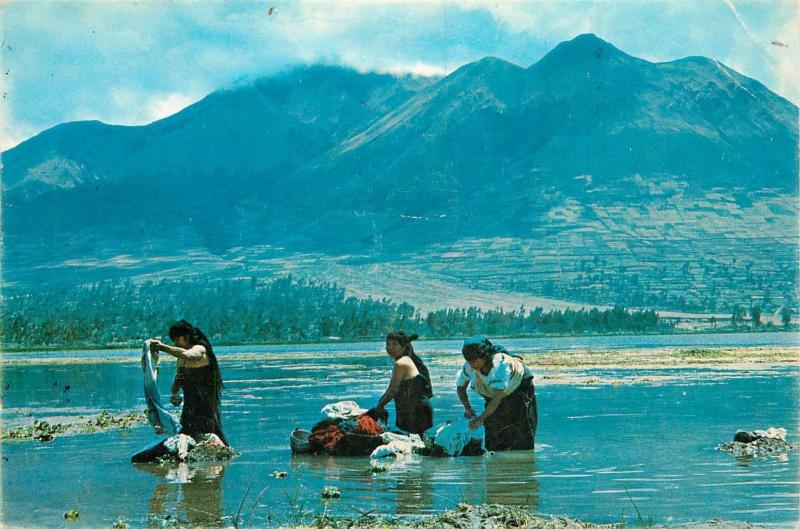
[[146, 93, 197, 123], [103, 88, 199, 125], [0, 125, 36, 152], [380, 62, 448, 78]]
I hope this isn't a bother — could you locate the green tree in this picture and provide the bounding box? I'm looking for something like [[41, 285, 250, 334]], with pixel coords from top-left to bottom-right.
[[781, 306, 792, 328], [750, 305, 762, 328]]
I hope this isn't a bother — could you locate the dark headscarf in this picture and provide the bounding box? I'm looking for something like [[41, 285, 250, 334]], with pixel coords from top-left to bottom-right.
[[169, 320, 224, 407], [387, 331, 433, 398], [461, 335, 508, 361]]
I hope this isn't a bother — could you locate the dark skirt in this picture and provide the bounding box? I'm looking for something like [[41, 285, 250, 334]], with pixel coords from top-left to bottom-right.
[[131, 438, 171, 463], [482, 377, 537, 451], [395, 375, 433, 434], [180, 365, 228, 446]]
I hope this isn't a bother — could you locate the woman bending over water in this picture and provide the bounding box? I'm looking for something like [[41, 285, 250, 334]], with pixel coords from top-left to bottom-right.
[[149, 320, 229, 446], [368, 332, 433, 434], [457, 336, 537, 451]]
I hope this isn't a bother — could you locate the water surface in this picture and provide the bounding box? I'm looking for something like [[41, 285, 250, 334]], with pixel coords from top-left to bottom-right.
[[1, 337, 798, 528]]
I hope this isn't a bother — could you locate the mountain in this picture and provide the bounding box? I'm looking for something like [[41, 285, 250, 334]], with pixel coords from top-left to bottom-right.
[[2, 34, 798, 313]]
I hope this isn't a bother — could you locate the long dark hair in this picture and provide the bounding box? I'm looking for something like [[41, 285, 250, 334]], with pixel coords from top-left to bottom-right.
[[462, 336, 507, 362], [169, 320, 224, 406], [387, 331, 433, 398]]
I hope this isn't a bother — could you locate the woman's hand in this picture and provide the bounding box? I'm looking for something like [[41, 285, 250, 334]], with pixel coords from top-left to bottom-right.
[[463, 406, 477, 419], [149, 339, 165, 352], [366, 406, 389, 423], [468, 416, 484, 430]]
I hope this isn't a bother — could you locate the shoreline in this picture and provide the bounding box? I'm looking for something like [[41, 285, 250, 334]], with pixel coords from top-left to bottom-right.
[[1, 328, 796, 353], [256, 503, 771, 529], [294, 503, 770, 529], [0, 503, 775, 529], [2, 345, 797, 370]]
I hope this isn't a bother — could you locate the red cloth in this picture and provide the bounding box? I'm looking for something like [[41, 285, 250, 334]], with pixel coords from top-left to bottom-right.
[[308, 415, 384, 455], [353, 415, 383, 436], [309, 423, 345, 454]]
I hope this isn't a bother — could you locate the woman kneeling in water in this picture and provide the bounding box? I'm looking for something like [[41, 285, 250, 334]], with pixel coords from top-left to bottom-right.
[[368, 332, 433, 434], [457, 336, 537, 451]]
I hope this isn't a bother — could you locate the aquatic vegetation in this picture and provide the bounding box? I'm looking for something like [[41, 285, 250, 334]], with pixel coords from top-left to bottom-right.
[[321, 486, 341, 499], [679, 348, 726, 358], [1, 411, 146, 442], [187, 439, 239, 461], [63, 509, 79, 521], [281, 503, 768, 528]]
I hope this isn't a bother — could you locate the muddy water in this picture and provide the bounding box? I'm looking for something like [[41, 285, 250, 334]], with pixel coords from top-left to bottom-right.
[[1, 340, 798, 528]]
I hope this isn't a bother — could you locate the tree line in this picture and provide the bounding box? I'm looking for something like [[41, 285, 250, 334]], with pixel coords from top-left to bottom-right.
[[1, 277, 669, 347]]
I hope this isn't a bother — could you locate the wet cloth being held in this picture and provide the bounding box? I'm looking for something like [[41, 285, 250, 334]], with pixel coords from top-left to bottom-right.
[[141, 341, 181, 435], [431, 419, 486, 457]]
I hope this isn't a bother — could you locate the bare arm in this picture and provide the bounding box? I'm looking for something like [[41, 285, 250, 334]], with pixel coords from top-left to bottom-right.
[[469, 389, 504, 430], [160, 344, 206, 360], [457, 384, 477, 419], [150, 340, 206, 361]]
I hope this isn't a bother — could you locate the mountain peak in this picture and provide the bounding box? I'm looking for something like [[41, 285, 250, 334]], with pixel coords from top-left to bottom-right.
[[567, 33, 616, 48], [451, 56, 524, 77], [533, 33, 632, 70]]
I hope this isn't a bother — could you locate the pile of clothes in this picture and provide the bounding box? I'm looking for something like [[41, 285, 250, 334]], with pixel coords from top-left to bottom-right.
[[309, 414, 386, 456], [303, 401, 384, 456], [301, 401, 486, 460], [717, 427, 796, 459]]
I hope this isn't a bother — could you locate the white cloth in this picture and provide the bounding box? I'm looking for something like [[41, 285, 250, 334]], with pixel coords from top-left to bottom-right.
[[432, 419, 485, 456], [321, 400, 367, 420], [456, 353, 531, 397], [370, 433, 425, 459], [753, 427, 787, 441], [162, 433, 226, 461], [164, 433, 197, 461]]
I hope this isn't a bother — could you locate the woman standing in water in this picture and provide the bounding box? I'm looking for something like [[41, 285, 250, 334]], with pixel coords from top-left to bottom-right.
[[457, 336, 537, 451], [149, 320, 229, 446], [369, 332, 433, 434]]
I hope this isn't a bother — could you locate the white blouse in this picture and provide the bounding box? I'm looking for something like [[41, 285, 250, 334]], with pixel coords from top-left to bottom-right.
[[456, 353, 532, 397]]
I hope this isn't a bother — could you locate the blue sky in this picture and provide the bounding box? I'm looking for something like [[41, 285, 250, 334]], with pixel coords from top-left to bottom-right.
[[1, 0, 798, 151]]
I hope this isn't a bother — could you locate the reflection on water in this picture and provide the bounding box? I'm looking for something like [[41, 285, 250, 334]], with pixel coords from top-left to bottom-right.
[[288, 450, 539, 516], [134, 462, 228, 528]]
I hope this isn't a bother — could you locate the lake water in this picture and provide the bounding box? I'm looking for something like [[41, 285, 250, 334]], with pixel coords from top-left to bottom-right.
[[1, 333, 798, 528]]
